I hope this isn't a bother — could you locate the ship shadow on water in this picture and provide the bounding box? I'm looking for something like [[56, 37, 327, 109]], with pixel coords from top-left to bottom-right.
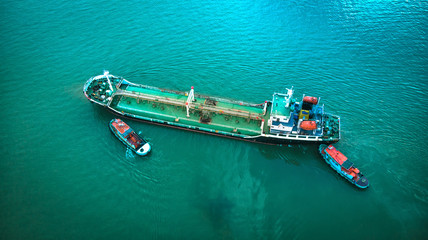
[[88, 102, 117, 126], [191, 176, 235, 238], [257, 144, 319, 166]]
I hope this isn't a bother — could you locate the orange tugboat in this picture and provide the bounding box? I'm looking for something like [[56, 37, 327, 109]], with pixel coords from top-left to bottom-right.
[[109, 119, 151, 156], [319, 144, 369, 188]]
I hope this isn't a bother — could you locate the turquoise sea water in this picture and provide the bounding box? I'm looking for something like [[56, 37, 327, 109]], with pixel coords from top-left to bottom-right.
[[0, 0, 427, 239]]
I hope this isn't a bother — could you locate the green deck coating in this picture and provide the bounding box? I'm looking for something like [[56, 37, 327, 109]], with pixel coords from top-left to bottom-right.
[[126, 85, 264, 115], [86, 78, 341, 140], [85, 74, 341, 140], [112, 85, 264, 136], [271, 94, 291, 117]]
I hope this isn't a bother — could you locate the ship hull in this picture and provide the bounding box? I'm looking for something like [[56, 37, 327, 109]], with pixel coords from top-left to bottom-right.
[[109, 118, 151, 156], [319, 144, 369, 188], [99, 104, 339, 145], [84, 72, 341, 145]]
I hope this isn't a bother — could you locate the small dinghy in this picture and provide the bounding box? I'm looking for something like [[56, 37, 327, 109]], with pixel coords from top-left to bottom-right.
[[109, 119, 151, 156], [319, 144, 369, 188]]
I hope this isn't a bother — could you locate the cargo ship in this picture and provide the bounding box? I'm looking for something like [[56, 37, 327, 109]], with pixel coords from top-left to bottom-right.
[[83, 71, 340, 145]]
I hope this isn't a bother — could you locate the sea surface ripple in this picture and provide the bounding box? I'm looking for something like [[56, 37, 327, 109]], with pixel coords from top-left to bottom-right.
[[0, 0, 427, 239]]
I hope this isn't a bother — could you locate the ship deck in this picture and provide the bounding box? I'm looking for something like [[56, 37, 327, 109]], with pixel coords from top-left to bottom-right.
[[85, 72, 341, 143], [110, 85, 265, 136], [271, 93, 292, 117]]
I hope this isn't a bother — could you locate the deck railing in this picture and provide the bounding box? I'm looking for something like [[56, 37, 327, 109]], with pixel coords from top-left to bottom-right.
[[112, 89, 264, 120]]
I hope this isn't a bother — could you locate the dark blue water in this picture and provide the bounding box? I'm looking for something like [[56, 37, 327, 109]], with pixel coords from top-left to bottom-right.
[[1, 0, 427, 239]]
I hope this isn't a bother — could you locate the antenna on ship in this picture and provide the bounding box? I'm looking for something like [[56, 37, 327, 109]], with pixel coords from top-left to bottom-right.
[[103, 70, 114, 92]]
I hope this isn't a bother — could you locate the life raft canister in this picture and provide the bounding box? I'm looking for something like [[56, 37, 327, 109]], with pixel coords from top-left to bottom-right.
[[303, 96, 318, 105], [300, 120, 317, 130]]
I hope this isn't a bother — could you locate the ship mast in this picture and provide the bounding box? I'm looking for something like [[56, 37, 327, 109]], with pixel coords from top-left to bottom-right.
[[103, 70, 114, 92], [186, 86, 195, 117]]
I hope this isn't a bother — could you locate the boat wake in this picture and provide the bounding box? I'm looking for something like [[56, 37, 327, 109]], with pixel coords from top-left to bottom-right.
[[126, 147, 135, 159], [121, 148, 159, 184]]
